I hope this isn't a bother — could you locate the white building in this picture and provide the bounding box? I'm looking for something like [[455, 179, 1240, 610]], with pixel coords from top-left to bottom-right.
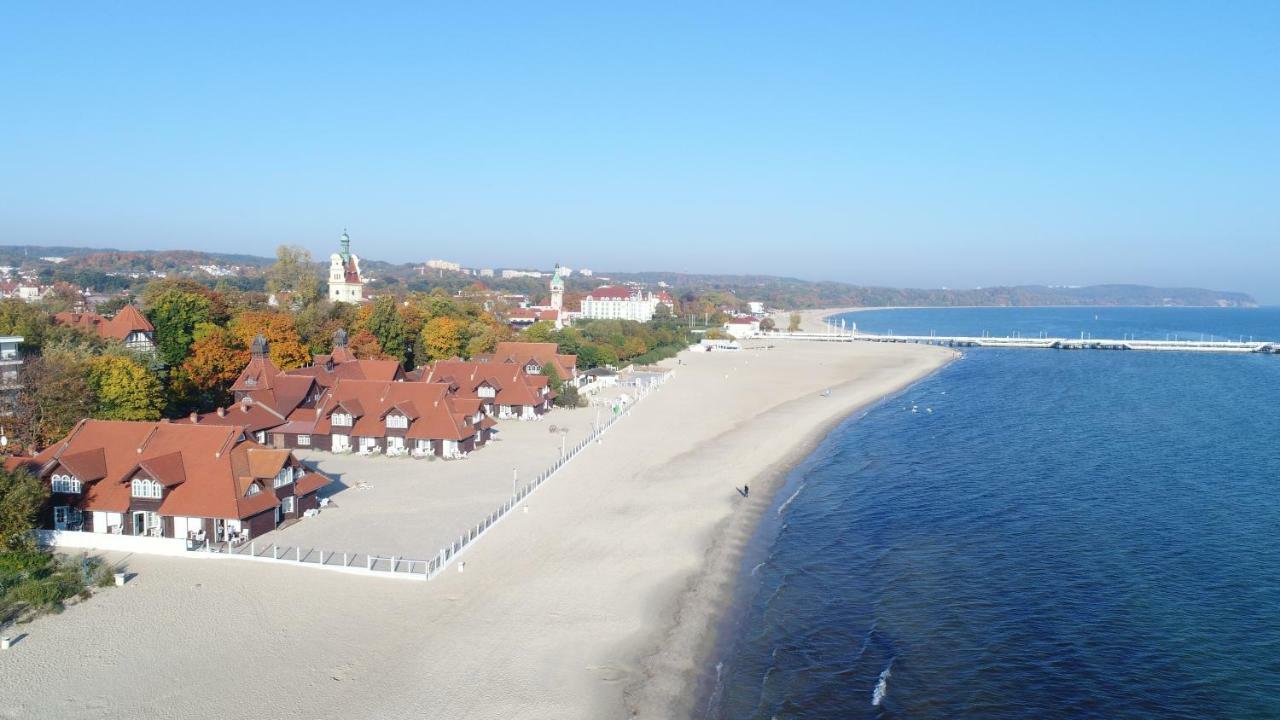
[[501, 269, 543, 279], [424, 259, 462, 272], [328, 230, 365, 303], [748, 301, 765, 315], [578, 286, 674, 323], [479, 268, 494, 277], [723, 316, 761, 339], [579, 269, 593, 277]]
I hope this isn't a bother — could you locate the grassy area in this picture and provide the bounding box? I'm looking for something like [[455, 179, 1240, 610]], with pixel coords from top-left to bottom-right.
[[1, 549, 117, 628]]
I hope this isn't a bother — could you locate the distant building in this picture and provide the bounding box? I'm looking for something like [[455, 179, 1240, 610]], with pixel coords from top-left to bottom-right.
[[424, 259, 462, 272], [578, 286, 674, 323], [501, 269, 543, 279], [328, 230, 365, 303], [747, 302, 765, 315], [723, 316, 761, 339], [17, 284, 46, 303], [579, 269, 593, 277], [479, 268, 494, 277], [54, 305, 156, 352]]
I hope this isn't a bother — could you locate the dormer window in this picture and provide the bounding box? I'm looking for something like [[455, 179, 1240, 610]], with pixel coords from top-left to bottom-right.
[[273, 468, 292, 488], [332, 412, 353, 427], [245, 377, 258, 387], [386, 413, 408, 429], [51, 474, 82, 494], [246, 483, 261, 496], [478, 385, 496, 398], [132, 477, 163, 499]]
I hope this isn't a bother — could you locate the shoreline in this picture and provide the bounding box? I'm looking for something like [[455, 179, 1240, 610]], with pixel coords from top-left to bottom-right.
[[624, 335, 957, 719]]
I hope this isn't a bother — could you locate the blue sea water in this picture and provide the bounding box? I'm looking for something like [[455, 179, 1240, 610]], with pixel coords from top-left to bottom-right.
[[709, 307, 1280, 720]]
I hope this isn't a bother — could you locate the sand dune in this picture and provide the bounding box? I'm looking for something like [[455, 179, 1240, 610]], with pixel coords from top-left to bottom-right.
[[0, 337, 951, 720]]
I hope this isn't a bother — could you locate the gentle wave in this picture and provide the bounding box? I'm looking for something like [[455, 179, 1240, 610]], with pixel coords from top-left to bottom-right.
[[871, 658, 894, 707]]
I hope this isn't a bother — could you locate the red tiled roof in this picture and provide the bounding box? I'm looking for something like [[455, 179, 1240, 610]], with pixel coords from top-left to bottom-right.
[[586, 286, 635, 300], [53, 305, 153, 342], [32, 420, 328, 520], [313, 380, 476, 441], [488, 342, 577, 380]]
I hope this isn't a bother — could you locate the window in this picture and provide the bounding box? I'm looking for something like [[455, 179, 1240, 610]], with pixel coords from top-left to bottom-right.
[[273, 468, 292, 488], [246, 483, 261, 496], [281, 496, 296, 514], [386, 413, 408, 429], [332, 412, 352, 427], [131, 477, 163, 499], [51, 473, 82, 494], [53, 505, 81, 528], [298, 434, 311, 446]]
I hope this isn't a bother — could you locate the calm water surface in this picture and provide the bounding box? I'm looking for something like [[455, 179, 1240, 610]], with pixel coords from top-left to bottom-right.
[[710, 307, 1280, 719]]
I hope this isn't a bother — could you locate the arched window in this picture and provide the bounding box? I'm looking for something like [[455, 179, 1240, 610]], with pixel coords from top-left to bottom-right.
[[131, 477, 163, 499], [51, 473, 82, 494], [246, 483, 261, 496]]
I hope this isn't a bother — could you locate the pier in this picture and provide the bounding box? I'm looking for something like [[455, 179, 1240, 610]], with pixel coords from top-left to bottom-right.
[[769, 331, 1280, 354]]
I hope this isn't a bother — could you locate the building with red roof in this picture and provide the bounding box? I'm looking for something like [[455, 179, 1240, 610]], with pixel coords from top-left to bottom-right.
[[54, 304, 156, 352], [418, 359, 555, 420], [22, 419, 329, 545]]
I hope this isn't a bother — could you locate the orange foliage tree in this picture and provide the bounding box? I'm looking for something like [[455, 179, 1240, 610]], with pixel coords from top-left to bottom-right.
[[229, 311, 311, 369]]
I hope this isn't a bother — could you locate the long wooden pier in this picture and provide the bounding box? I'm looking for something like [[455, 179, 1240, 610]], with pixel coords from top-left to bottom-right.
[[767, 331, 1280, 354]]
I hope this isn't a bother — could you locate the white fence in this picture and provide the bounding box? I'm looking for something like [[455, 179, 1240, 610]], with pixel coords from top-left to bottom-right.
[[39, 371, 672, 582]]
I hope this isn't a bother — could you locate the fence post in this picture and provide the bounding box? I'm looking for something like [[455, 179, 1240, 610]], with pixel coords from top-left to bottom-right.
[[297, 547, 302, 562], [273, 545, 279, 560], [367, 555, 373, 571], [320, 550, 326, 565], [250, 541, 255, 557]]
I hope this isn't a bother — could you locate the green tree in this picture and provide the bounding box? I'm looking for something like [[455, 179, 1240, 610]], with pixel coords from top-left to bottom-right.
[[523, 321, 555, 343], [0, 465, 47, 551], [88, 355, 165, 421], [540, 363, 563, 394], [146, 287, 215, 366], [0, 299, 49, 350], [787, 313, 802, 332], [364, 296, 409, 361], [760, 317, 776, 332]]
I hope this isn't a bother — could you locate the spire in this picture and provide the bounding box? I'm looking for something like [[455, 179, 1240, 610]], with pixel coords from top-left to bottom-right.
[[250, 334, 269, 358], [340, 229, 351, 261], [334, 328, 349, 349]]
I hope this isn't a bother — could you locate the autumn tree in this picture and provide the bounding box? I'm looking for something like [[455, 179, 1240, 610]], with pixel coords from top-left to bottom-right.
[[0, 299, 49, 350], [420, 316, 464, 361], [177, 323, 249, 409], [265, 245, 322, 306], [14, 347, 95, 450], [230, 311, 311, 370], [788, 313, 802, 332], [87, 354, 165, 421], [760, 317, 776, 332], [621, 336, 649, 359], [348, 329, 387, 360]]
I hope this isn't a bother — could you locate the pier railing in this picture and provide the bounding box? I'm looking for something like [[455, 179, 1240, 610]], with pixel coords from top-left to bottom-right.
[[764, 330, 1280, 355]]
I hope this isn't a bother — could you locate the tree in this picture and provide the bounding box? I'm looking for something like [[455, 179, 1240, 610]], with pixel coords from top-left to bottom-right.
[[265, 245, 322, 306], [94, 295, 132, 318], [88, 355, 165, 421], [621, 336, 649, 359], [0, 299, 49, 350], [788, 313, 802, 332], [177, 324, 249, 408], [554, 384, 581, 408], [759, 317, 776, 332], [523, 321, 555, 343], [146, 287, 215, 367], [14, 349, 95, 450], [540, 363, 564, 394], [420, 316, 464, 361], [348, 329, 388, 360], [230, 311, 312, 369], [0, 465, 46, 551], [362, 296, 408, 361]]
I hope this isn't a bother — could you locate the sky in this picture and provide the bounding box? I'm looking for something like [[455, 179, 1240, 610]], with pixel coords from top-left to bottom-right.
[[2, 3, 1278, 301]]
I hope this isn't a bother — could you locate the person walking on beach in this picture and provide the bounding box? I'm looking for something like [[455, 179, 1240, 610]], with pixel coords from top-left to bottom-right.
[[743, 484, 750, 497]]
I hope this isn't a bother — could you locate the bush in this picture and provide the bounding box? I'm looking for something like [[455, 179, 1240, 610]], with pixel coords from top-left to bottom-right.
[[0, 550, 114, 626]]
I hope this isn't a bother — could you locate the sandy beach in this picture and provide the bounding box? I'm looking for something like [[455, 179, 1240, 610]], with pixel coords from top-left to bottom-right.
[[0, 331, 952, 720]]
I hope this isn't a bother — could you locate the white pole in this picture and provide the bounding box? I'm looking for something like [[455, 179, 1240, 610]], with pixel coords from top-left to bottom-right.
[[512, 467, 518, 498]]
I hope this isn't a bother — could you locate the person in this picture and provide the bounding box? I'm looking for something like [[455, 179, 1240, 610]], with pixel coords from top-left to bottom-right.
[[743, 484, 750, 497]]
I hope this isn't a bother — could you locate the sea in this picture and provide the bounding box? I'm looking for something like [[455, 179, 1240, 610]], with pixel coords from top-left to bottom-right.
[[707, 306, 1280, 720]]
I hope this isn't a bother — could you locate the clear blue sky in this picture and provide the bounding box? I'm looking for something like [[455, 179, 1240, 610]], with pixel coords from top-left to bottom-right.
[[3, 3, 1277, 300]]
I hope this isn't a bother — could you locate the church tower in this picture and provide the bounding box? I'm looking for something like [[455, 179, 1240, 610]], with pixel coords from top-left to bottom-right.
[[328, 230, 365, 303], [550, 265, 565, 328]]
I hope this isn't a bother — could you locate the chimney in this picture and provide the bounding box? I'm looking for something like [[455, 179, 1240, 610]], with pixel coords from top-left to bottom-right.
[[217, 407, 227, 417], [189, 412, 199, 423]]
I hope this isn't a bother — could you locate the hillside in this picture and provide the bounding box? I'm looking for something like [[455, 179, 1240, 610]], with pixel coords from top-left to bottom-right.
[[0, 244, 1257, 308]]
